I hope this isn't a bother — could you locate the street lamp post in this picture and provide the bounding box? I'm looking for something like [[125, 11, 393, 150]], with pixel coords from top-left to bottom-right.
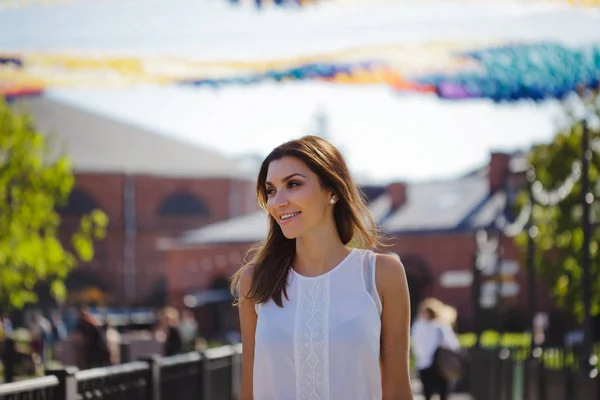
[[526, 169, 538, 358], [580, 120, 594, 372], [493, 233, 504, 349], [472, 252, 483, 349]]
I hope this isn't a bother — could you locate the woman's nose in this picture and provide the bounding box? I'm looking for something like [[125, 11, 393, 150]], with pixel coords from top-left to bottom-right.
[[272, 191, 289, 207]]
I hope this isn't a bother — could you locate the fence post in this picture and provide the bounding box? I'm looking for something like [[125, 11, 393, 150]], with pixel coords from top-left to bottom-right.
[[228, 349, 235, 400], [231, 344, 242, 400], [140, 355, 161, 400], [564, 362, 573, 400], [120, 342, 131, 363], [498, 349, 512, 400], [596, 371, 600, 400], [597, 369, 600, 400], [538, 356, 547, 400], [201, 349, 210, 400], [490, 350, 500, 400], [512, 358, 524, 400], [46, 366, 78, 400], [524, 357, 540, 400], [197, 351, 206, 400]]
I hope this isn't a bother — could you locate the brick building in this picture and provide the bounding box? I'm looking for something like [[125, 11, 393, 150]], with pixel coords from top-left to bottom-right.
[[159, 152, 554, 335], [15, 95, 554, 333], [18, 96, 258, 307]]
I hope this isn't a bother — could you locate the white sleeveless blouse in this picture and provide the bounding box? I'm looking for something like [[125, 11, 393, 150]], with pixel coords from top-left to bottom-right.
[[253, 248, 382, 400]]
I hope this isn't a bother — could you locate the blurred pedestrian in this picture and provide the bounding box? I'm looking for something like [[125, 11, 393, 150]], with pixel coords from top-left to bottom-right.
[[411, 298, 461, 400], [1, 335, 16, 383], [50, 311, 67, 360], [1, 314, 13, 337], [0, 312, 16, 383], [74, 305, 110, 369], [29, 313, 51, 366], [102, 318, 121, 365], [50, 311, 67, 342], [156, 307, 183, 357], [179, 309, 198, 352]]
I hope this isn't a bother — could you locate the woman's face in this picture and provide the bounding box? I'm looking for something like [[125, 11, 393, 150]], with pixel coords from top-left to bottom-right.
[[265, 156, 335, 239]]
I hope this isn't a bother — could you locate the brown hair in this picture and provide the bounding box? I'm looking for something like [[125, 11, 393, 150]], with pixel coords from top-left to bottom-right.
[[419, 298, 443, 320], [231, 135, 383, 307]]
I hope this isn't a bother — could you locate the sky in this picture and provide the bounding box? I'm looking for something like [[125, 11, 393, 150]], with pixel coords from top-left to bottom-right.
[[1, 0, 599, 182]]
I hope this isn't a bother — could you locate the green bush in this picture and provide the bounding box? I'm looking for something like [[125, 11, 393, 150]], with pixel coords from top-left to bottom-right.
[[458, 331, 531, 348]]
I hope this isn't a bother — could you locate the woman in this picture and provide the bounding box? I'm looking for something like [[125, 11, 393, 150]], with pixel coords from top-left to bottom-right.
[[410, 298, 460, 400], [232, 136, 413, 400]]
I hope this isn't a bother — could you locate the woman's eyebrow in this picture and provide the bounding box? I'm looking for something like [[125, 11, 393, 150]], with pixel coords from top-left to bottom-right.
[[265, 173, 306, 186]]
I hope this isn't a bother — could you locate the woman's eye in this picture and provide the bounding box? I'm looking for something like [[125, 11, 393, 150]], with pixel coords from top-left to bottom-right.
[[265, 188, 275, 196], [288, 181, 301, 188]]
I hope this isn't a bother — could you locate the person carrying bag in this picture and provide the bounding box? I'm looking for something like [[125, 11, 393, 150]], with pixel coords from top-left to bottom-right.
[[411, 298, 461, 400]]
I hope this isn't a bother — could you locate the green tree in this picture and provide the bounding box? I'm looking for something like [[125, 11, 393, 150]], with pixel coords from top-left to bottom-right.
[[0, 99, 108, 311], [515, 93, 600, 322]]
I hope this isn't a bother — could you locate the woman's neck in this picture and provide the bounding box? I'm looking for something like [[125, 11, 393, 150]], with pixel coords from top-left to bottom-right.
[[294, 234, 350, 277]]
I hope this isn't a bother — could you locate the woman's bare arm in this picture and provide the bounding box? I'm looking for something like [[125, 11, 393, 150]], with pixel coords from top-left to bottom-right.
[[238, 267, 258, 400], [377, 254, 413, 400]]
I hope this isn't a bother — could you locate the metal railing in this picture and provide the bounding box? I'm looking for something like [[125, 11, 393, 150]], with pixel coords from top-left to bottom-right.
[[0, 344, 243, 400], [467, 346, 600, 400], [159, 351, 203, 400], [0, 375, 59, 400], [76, 361, 150, 400]]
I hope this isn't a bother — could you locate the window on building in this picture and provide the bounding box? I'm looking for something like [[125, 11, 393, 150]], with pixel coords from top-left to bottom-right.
[[159, 193, 209, 217], [58, 188, 99, 215]]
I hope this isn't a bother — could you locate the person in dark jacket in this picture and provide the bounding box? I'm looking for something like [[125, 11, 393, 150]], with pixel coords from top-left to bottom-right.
[[1, 337, 16, 383], [74, 306, 110, 369], [1, 313, 16, 383], [157, 307, 183, 357]]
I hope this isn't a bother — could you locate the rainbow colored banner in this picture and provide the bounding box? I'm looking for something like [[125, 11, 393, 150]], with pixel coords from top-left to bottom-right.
[[2, 41, 599, 102], [415, 42, 600, 101]]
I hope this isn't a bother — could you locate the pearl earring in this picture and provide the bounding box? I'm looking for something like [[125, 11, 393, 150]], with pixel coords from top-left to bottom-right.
[[329, 198, 335, 204]]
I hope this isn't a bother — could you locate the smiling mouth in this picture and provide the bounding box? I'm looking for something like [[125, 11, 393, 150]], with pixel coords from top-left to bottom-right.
[[280, 212, 301, 222]]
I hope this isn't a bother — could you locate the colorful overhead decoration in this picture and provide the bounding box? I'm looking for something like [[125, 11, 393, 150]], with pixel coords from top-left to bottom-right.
[[228, 0, 318, 7], [2, 0, 598, 11], [0, 40, 479, 97], [228, 0, 600, 8], [178, 62, 436, 94], [1, 41, 599, 102], [0, 82, 44, 101], [230, 0, 600, 8], [414, 42, 600, 101]]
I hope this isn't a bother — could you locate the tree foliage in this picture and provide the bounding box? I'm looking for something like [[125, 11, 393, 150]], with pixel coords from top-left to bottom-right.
[[515, 93, 600, 321], [0, 99, 108, 311]]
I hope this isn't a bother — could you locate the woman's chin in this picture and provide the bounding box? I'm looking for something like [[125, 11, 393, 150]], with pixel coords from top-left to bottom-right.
[[281, 227, 300, 240]]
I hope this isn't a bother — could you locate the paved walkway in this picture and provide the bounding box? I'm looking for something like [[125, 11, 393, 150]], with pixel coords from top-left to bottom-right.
[[412, 378, 474, 400]]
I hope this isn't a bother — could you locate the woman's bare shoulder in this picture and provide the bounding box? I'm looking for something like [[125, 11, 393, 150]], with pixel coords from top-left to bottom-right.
[[375, 253, 408, 296], [238, 264, 254, 289]]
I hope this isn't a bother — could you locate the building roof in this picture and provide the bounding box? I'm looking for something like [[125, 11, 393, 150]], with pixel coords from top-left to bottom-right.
[[160, 189, 397, 248], [463, 191, 507, 230], [165, 211, 270, 247], [381, 176, 490, 234], [162, 173, 510, 248], [15, 96, 252, 179]]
